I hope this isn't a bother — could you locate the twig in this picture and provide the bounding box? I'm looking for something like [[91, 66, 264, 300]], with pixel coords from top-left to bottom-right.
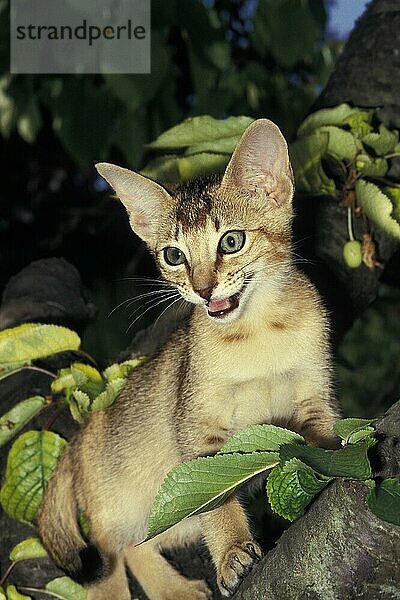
[[0, 561, 17, 587], [18, 586, 65, 599]]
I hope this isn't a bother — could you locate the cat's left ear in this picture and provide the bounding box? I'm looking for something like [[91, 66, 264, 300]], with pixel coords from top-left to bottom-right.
[[95, 162, 172, 244], [221, 119, 294, 207]]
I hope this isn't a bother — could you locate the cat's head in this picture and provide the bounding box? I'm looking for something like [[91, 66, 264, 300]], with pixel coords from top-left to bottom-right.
[[96, 119, 294, 324]]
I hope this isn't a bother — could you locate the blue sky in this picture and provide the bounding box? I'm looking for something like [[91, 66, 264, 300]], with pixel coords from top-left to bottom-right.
[[328, 0, 369, 39]]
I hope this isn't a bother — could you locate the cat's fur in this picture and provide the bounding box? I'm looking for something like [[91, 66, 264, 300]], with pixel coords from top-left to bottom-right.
[[37, 119, 339, 600]]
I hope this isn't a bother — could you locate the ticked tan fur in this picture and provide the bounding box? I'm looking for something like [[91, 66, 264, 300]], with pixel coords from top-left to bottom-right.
[[37, 119, 339, 600]]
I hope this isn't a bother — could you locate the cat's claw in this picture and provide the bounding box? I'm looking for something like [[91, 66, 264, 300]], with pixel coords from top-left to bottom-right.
[[217, 541, 263, 597]]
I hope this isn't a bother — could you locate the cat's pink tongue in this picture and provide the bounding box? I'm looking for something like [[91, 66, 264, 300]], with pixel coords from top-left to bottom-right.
[[208, 297, 232, 313]]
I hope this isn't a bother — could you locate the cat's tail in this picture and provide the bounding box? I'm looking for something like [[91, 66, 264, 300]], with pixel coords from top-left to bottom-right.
[[36, 448, 107, 584]]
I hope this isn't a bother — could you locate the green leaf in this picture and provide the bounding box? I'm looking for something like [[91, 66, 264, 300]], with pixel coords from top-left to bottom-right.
[[318, 126, 360, 161], [344, 112, 373, 138], [147, 115, 253, 149], [334, 418, 374, 444], [0, 396, 46, 447], [363, 124, 399, 156], [103, 357, 147, 382], [298, 104, 372, 137], [0, 430, 67, 524], [148, 451, 279, 539], [70, 364, 105, 400], [279, 439, 375, 480], [357, 155, 388, 178], [219, 424, 305, 454], [140, 154, 181, 184], [9, 537, 47, 561], [367, 478, 400, 526], [0, 586, 6, 600], [17, 96, 42, 144], [267, 458, 330, 521], [290, 131, 336, 195], [0, 361, 29, 382], [384, 186, 400, 225], [90, 378, 126, 412], [356, 179, 400, 240], [184, 136, 239, 156], [45, 577, 86, 600], [177, 153, 230, 181], [0, 323, 80, 364], [5, 585, 31, 600]]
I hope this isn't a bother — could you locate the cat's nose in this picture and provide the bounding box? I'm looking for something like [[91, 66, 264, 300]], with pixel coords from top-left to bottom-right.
[[195, 285, 214, 301]]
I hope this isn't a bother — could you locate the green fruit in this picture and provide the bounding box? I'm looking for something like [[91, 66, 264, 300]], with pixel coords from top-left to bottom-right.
[[343, 240, 362, 268]]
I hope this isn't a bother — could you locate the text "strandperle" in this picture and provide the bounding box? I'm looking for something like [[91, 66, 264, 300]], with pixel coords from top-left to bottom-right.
[[16, 19, 146, 46]]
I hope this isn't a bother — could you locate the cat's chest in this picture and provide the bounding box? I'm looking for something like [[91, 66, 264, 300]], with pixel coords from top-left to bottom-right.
[[196, 325, 304, 429]]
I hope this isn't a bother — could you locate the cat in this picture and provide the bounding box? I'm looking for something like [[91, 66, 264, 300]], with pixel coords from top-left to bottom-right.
[[37, 119, 339, 600]]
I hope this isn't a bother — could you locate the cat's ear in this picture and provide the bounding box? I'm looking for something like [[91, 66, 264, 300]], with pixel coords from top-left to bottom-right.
[[95, 162, 172, 243], [221, 119, 293, 207]]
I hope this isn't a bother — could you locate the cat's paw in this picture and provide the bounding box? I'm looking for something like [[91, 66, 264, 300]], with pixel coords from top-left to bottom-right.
[[217, 541, 263, 597]]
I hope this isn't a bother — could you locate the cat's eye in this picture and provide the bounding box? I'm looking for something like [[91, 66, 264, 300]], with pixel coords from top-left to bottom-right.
[[163, 246, 186, 266], [218, 230, 246, 255]]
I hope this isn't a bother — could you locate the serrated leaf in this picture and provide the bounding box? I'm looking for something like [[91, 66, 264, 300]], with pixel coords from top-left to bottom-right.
[[334, 418, 374, 444], [70, 364, 104, 399], [90, 378, 126, 412], [367, 478, 400, 526], [148, 451, 279, 539], [356, 179, 400, 240], [348, 427, 375, 444], [9, 537, 47, 561], [279, 439, 375, 480], [71, 390, 90, 420], [319, 126, 360, 161], [290, 131, 336, 195], [0, 361, 30, 381], [45, 577, 86, 600], [103, 356, 147, 382], [147, 115, 253, 149], [6, 586, 31, 600], [384, 186, 400, 225], [219, 424, 305, 454], [358, 155, 388, 177], [298, 104, 372, 138], [0, 396, 46, 447], [363, 124, 399, 156], [0, 430, 67, 524], [343, 112, 373, 138], [0, 323, 80, 364], [267, 458, 330, 521]]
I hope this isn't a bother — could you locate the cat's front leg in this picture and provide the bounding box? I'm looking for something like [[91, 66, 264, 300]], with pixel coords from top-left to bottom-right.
[[294, 394, 341, 449], [200, 495, 262, 597]]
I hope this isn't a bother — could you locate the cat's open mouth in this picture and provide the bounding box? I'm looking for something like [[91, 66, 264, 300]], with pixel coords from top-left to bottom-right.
[[207, 292, 241, 318], [206, 276, 252, 319]]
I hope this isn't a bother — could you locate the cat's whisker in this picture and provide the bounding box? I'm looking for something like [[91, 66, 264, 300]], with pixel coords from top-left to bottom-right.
[[123, 288, 176, 312], [126, 293, 181, 333], [126, 292, 179, 322], [151, 295, 187, 333], [108, 288, 175, 318]]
